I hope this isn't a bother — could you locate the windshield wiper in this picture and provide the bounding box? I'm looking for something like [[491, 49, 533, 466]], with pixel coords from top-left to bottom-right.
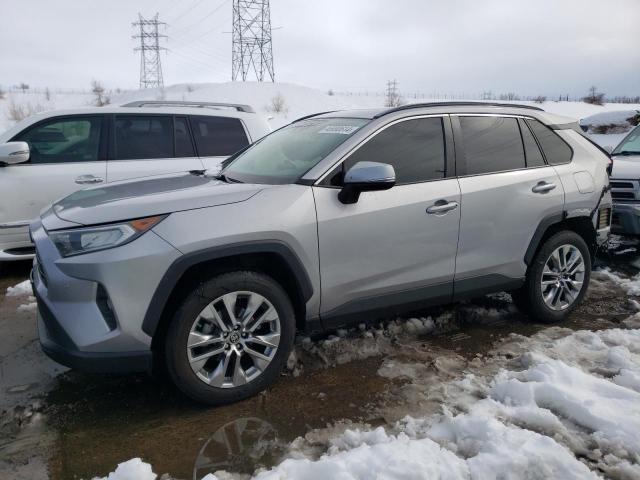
[[225, 175, 244, 183], [612, 151, 640, 156], [215, 173, 243, 183]]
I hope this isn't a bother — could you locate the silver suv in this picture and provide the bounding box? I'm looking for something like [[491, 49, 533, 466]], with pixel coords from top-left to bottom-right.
[[31, 103, 612, 405]]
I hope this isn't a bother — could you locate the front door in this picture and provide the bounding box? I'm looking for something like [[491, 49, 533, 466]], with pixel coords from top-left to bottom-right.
[[0, 115, 107, 252], [313, 116, 461, 327]]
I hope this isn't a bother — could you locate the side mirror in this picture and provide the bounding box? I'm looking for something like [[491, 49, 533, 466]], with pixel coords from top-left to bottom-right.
[[0, 142, 30, 166], [338, 161, 396, 204]]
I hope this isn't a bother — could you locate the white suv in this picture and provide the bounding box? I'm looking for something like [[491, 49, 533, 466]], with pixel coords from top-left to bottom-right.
[[0, 101, 270, 260]]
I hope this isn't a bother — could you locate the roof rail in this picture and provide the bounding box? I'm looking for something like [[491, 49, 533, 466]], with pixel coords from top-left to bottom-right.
[[373, 101, 544, 118], [121, 100, 255, 113]]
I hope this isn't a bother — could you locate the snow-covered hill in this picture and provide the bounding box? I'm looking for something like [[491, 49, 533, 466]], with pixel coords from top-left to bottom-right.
[[1, 82, 638, 144]]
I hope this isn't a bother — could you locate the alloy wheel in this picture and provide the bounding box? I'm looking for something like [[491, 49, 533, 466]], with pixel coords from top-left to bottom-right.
[[186, 291, 281, 388], [540, 244, 585, 311]]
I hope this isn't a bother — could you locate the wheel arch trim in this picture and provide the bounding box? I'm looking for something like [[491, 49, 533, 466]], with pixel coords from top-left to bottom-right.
[[141, 240, 314, 337], [525, 211, 597, 265]]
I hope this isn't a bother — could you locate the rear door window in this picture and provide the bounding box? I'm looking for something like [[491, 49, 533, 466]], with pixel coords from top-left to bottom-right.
[[14, 116, 103, 164], [114, 115, 173, 160], [526, 119, 573, 165], [190, 116, 250, 157], [459, 116, 526, 175]]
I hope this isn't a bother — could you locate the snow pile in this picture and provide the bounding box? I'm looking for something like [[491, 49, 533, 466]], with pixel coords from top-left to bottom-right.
[[288, 312, 457, 374], [91, 458, 156, 480], [6, 280, 32, 297], [95, 324, 640, 480], [260, 327, 640, 480], [580, 109, 639, 134], [17, 302, 37, 313], [594, 268, 640, 296]]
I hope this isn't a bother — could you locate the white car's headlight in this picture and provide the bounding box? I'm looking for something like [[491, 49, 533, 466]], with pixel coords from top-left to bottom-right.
[[49, 215, 166, 257]]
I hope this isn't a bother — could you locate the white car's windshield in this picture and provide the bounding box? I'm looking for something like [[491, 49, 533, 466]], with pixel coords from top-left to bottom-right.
[[222, 117, 369, 184], [612, 125, 640, 156]]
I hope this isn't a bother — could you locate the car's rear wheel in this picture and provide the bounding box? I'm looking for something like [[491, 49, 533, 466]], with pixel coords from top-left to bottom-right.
[[165, 271, 295, 405], [512, 231, 591, 323]]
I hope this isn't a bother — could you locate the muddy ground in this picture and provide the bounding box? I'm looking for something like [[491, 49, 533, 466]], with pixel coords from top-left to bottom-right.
[[0, 241, 638, 480]]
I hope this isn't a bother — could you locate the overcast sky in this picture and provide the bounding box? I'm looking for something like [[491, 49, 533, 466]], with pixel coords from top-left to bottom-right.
[[1, 0, 639, 97]]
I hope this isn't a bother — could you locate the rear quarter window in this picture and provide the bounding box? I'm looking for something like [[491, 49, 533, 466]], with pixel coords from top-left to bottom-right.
[[526, 119, 573, 165], [190, 116, 250, 157]]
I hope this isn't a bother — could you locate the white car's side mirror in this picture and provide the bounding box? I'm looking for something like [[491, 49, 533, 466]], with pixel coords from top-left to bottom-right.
[[0, 142, 30, 166]]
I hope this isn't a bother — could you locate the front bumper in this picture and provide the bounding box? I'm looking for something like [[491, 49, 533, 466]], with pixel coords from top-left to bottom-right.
[[31, 218, 181, 374], [611, 203, 640, 236], [34, 276, 152, 373]]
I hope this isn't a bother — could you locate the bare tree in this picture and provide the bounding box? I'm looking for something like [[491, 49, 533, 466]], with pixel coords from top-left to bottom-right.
[[267, 93, 287, 114], [186, 84, 195, 93], [6, 99, 44, 123], [327, 89, 335, 96], [533, 95, 547, 104], [44, 87, 51, 101], [499, 92, 521, 101], [583, 86, 605, 105], [91, 80, 110, 106], [18, 83, 29, 94], [0, 85, 5, 100]]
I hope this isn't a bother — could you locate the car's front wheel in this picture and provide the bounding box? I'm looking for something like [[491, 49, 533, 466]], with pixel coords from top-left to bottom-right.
[[165, 271, 295, 405], [513, 231, 591, 323]]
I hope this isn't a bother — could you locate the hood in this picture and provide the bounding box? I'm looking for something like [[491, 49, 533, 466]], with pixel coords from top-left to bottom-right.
[[611, 155, 640, 180], [51, 173, 263, 226]]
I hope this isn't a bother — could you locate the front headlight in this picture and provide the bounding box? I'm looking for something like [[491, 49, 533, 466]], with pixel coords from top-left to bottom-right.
[[49, 215, 166, 257]]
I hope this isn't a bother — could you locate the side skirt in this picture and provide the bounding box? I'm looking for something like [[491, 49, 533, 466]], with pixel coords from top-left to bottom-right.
[[317, 274, 524, 331]]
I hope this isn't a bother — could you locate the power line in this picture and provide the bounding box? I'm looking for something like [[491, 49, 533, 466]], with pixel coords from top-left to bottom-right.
[[132, 13, 168, 89], [171, 0, 231, 36], [232, 0, 275, 82]]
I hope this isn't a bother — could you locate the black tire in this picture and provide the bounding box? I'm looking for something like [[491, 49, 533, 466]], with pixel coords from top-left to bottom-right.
[[513, 231, 591, 323], [165, 271, 296, 405]]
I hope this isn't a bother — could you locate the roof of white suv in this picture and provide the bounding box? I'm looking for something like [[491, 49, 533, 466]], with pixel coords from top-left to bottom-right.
[[0, 101, 271, 143]]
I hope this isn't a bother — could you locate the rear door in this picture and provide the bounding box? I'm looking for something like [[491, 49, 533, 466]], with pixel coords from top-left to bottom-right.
[[452, 115, 564, 294], [190, 115, 251, 172], [1, 115, 106, 243], [313, 116, 461, 327], [106, 114, 204, 182]]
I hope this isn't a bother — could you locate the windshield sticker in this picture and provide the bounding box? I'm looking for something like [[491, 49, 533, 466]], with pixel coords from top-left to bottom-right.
[[318, 125, 360, 135]]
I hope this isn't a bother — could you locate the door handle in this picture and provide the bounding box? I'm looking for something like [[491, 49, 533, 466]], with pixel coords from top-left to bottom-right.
[[75, 175, 104, 185], [427, 200, 459, 215], [532, 181, 556, 194]]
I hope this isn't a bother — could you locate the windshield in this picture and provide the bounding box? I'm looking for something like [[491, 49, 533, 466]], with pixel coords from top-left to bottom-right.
[[612, 125, 640, 156], [222, 117, 369, 184]]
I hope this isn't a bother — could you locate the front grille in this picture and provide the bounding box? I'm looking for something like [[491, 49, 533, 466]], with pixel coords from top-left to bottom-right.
[[610, 178, 639, 202], [612, 191, 636, 200], [611, 181, 634, 189], [597, 207, 611, 229]]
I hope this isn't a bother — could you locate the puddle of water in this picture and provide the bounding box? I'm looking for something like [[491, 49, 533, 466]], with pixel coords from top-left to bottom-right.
[[44, 356, 388, 480]]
